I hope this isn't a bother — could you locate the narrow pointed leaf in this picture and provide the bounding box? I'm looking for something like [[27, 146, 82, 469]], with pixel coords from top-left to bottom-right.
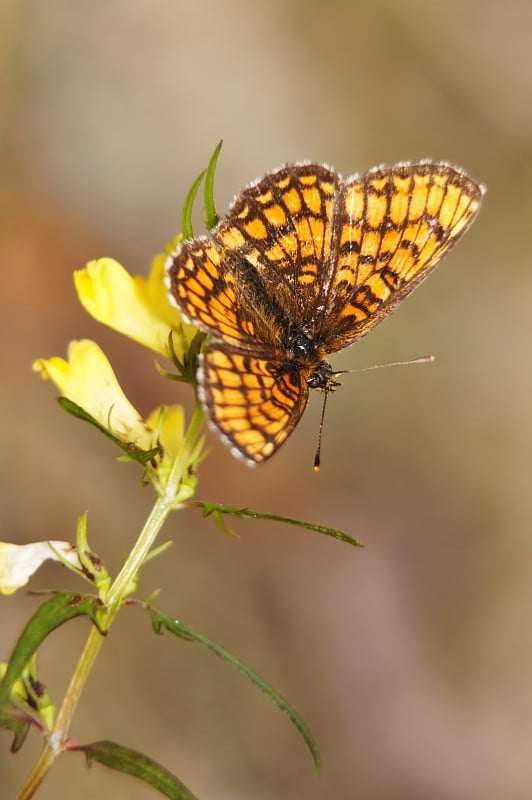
[[0, 593, 102, 711], [72, 740, 199, 800], [212, 508, 237, 538], [203, 140, 223, 230], [58, 398, 160, 465], [0, 708, 31, 752], [166, 328, 206, 385], [149, 607, 320, 773], [194, 501, 363, 547], [14, 654, 55, 731], [181, 170, 206, 241]]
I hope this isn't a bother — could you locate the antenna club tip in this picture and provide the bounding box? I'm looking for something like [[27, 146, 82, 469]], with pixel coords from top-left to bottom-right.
[[313, 461, 321, 472]]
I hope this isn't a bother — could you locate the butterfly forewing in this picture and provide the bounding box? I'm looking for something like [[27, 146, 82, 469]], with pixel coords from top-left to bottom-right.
[[318, 162, 483, 353], [215, 164, 341, 327]]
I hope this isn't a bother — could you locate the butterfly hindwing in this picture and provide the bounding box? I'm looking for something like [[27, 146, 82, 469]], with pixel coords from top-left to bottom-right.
[[198, 349, 309, 463]]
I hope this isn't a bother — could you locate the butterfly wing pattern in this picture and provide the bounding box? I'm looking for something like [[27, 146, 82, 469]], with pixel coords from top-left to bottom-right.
[[167, 161, 483, 464]]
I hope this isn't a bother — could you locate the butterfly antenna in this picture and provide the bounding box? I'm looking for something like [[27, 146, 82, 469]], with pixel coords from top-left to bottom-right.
[[313, 355, 434, 471], [335, 354, 435, 377], [313, 388, 331, 472]]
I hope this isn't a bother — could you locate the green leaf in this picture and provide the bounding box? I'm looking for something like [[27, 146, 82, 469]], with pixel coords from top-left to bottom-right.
[[0, 592, 102, 713], [181, 170, 206, 241], [58, 397, 161, 466], [71, 740, 199, 800], [10, 654, 55, 731], [203, 140, 223, 230], [166, 328, 206, 385], [211, 507, 237, 538], [0, 707, 31, 752], [194, 502, 363, 547], [149, 607, 321, 773]]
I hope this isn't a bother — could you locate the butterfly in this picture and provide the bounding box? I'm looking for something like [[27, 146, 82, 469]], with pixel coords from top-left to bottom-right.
[[166, 160, 483, 465]]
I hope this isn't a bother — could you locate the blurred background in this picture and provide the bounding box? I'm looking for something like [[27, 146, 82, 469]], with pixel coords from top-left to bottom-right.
[[1, 1, 531, 798]]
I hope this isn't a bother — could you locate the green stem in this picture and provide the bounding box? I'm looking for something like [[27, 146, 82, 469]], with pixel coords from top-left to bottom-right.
[[16, 625, 105, 800], [16, 403, 205, 799]]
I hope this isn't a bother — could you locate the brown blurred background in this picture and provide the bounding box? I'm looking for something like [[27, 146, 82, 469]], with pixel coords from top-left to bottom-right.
[[1, 1, 531, 798]]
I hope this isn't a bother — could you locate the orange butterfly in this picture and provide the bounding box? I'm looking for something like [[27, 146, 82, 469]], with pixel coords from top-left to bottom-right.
[[167, 161, 483, 464]]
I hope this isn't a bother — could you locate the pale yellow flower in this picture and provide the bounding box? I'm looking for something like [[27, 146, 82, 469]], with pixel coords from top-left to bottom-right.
[[146, 405, 185, 460], [0, 541, 80, 595], [74, 255, 196, 358], [33, 339, 154, 450]]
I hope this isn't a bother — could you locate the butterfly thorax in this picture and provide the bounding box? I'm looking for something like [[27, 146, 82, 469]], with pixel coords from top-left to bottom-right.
[[283, 324, 320, 362], [282, 324, 337, 392]]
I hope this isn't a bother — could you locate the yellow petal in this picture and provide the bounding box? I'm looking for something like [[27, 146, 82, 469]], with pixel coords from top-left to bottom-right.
[[74, 257, 190, 357], [33, 340, 154, 449], [146, 405, 185, 460], [0, 541, 80, 595]]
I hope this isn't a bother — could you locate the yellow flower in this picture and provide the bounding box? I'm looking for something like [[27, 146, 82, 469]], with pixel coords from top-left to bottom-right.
[[146, 405, 186, 460], [145, 405, 204, 501], [73, 254, 196, 359], [33, 340, 154, 450], [0, 541, 80, 595]]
